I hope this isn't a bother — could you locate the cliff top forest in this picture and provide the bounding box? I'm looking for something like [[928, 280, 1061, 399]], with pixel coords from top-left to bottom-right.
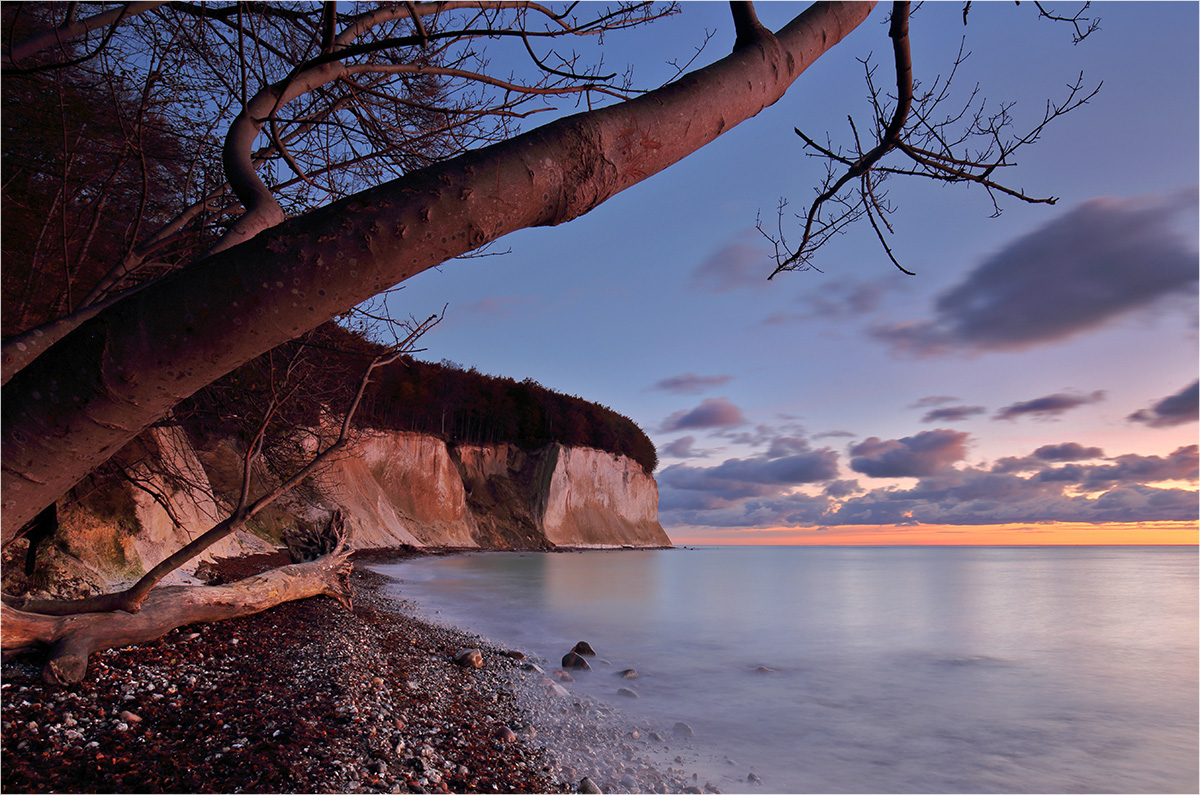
[[179, 321, 659, 474]]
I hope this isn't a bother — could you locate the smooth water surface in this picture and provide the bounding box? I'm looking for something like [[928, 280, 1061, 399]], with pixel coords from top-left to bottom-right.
[[373, 546, 1198, 793]]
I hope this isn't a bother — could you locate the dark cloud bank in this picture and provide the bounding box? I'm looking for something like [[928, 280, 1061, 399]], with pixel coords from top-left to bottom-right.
[[872, 194, 1199, 356], [657, 422, 1199, 529]]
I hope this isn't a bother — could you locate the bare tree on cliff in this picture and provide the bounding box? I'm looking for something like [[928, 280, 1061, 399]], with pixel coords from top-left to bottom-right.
[[2, 1, 1097, 679]]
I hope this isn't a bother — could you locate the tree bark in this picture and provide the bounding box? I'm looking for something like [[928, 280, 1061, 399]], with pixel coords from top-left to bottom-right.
[[1, 1, 877, 543], [0, 542, 353, 685]]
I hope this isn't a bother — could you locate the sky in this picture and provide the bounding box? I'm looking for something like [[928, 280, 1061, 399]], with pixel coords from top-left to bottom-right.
[[384, 1, 1199, 546]]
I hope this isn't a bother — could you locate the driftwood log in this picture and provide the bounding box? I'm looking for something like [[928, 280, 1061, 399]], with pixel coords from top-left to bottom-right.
[[1, 539, 353, 685]]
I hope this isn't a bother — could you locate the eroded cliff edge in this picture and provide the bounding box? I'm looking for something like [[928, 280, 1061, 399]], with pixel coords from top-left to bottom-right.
[[5, 428, 670, 595]]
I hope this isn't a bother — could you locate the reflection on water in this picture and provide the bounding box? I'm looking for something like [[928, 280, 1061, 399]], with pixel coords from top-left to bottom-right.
[[374, 546, 1198, 793]]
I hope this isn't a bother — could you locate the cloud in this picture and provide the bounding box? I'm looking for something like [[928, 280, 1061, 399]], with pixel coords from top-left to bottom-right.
[[1032, 442, 1105, 462], [1128, 381, 1199, 428], [1079, 446, 1199, 487], [994, 390, 1105, 421], [825, 472, 1197, 526], [911, 396, 961, 408], [657, 436, 1198, 531], [870, 193, 1199, 356], [648, 372, 733, 395], [660, 435, 708, 459], [453, 295, 537, 321], [656, 438, 842, 528], [688, 233, 772, 293], [660, 398, 745, 432], [921, 405, 986, 423], [763, 276, 900, 325], [849, 429, 970, 478]]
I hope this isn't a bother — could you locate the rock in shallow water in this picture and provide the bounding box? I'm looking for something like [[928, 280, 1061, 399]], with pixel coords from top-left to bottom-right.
[[618, 668, 638, 679], [452, 649, 483, 668], [617, 687, 638, 698], [673, 721, 694, 737], [578, 776, 603, 793], [571, 641, 597, 656], [562, 652, 591, 670]]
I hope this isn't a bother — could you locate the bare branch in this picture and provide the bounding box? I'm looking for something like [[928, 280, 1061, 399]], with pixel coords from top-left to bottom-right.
[[768, 0, 1100, 277]]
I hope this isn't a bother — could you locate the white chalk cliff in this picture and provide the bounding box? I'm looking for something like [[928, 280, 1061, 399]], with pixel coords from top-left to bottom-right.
[[13, 429, 670, 592]]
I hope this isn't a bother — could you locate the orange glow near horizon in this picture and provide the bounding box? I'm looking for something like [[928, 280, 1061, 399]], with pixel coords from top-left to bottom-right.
[[669, 521, 1199, 546]]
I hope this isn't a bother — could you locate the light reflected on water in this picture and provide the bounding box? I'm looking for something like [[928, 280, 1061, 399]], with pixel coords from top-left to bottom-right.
[[375, 546, 1198, 793]]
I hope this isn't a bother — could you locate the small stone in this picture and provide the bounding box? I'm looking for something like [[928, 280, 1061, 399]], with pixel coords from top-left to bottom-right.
[[673, 721, 694, 736], [650, 731, 664, 742], [748, 772, 763, 784], [682, 788, 703, 794], [548, 682, 570, 698], [502, 650, 526, 660], [522, 662, 546, 674], [368, 760, 388, 775], [552, 670, 574, 682], [578, 777, 603, 794], [755, 666, 774, 674], [571, 641, 597, 656], [620, 774, 638, 789], [617, 687, 639, 698], [493, 725, 517, 743], [118, 710, 142, 724], [372, 677, 385, 686], [453, 649, 483, 668], [562, 652, 591, 670], [619, 668, 638, 679]]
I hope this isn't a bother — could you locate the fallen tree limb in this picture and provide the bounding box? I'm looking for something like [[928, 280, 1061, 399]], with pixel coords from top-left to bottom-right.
[[0, 540, 353, 685]]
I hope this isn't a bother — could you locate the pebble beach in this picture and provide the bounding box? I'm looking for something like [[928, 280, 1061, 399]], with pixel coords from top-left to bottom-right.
[[1, 551, 720, 794]]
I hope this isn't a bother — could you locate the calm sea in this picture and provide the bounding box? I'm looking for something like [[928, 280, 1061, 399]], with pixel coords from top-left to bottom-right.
[[372, 546, 1198, 793]]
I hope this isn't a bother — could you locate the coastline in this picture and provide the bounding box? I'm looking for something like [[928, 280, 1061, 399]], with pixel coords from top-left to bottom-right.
[[1, 549, 712, 794]]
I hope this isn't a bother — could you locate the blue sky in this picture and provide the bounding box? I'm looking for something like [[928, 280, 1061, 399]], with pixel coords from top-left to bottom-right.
[[385, 2, 1198, 543]]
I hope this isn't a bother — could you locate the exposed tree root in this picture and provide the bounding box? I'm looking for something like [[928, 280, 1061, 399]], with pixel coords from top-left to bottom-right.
[[0, 540, 353, 685]]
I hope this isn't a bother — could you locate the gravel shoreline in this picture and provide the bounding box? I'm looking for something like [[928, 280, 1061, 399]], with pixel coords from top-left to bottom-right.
[[1, 550, 721, 794]]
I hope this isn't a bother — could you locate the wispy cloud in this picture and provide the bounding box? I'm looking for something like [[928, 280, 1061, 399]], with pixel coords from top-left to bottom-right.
[[763, 276, 902, 325], [660, 397, 746, 432], [994, 390, 1105, 421], [449, 295, 538, 325], [660, 435, 710, 459], [648, 372, 733, 395], [871, 193, 1199, 356], [688, 232, 773, 293], [920, 405, 986, 423], [1128, 381, 1199, 428]]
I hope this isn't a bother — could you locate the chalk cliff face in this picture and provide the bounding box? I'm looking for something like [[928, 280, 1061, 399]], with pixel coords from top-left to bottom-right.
[[534, 444, 667, 547], [8, 429, 670, 594], [307, 432, 671, 551]]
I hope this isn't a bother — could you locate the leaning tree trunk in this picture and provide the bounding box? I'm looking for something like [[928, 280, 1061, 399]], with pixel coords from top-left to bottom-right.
[[1, 2, 877, 541], [0, 541, 353, 685]]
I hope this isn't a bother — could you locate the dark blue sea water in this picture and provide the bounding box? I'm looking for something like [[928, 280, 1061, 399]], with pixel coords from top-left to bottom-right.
[[373, 546, 1198, 793]]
